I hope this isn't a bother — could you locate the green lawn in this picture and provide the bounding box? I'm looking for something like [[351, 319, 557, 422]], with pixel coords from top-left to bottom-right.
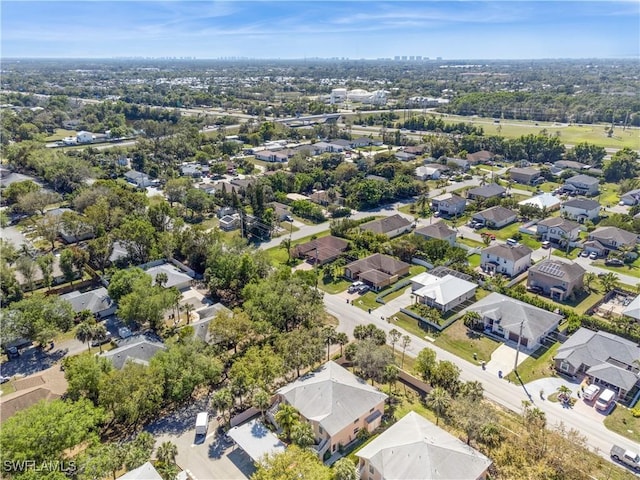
[[552, 247, 581, 260], [433, 319, 501, 364], [44, 128, 77, 141], [598, 183, 621, 207], [604, 405, 640, 443], [538, 182, 562, 193], [506, 341, 560, 384], [353, 291, 383, 312], [467, 253, 481, 268], [409, 265, 427, 276], [389, 311, 438, 339], [456, 237, 485, 249], [483, 223, 542, 250], [264, 230, 331, 266], [383, 285, 411, 303], [318, 277, 350, 294], [594, 259, 640, 279], [1, 381, 16, 396]]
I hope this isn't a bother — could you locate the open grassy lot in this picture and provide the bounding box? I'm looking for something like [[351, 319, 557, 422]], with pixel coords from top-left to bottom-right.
[[595, 259, 640, 279], [604, 405, 640, 443], [505, 341, 560, 384], [389, 311, 438, 339], [468, 253, 481, 268], [318, 277, 350, 294], [433, 319, 501, 364], [481, 222, 542, 250], [599, 183, 622, 207], [44, 128, 77, 141], [440, 114, 640, 149], [456, 237, 485, 249]]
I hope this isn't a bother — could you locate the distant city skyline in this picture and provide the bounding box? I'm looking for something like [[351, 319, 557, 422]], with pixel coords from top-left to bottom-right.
[[2, 1, 638, 60]]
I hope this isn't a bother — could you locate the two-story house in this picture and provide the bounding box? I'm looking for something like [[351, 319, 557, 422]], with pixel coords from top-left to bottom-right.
[[269, 361, 387, 459], [480, 243, 532, 277], [431, 193, 466, 217], [585, 226, 638, 256], [527, 258, 586, 301], [414, 221, 457, 246], [563, 174, 599, 196], [509, 167, 542, 185], [560, 198, 601, 223], [620, 188, 640, 206], [536, 217, 582, 245]]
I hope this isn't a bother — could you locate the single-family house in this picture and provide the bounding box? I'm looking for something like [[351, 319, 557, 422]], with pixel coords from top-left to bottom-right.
[[344, 253, 411, 291], [561, 198, 601, 223], [415, 165, 442, 180], [311, 141, 344, 154], [395, 150, 416, 162], [446, 157, 470, 171], [431, 193, 466, 217], [554, 328, 640, 405], [76, 131, 94, 143], [219, 214, 240, 231], [587, 226, 638, 254], [518, 193, 561, 212], [404, 145, 427, 155], [466, 150, 494, 165], [622, 295, 640, 323], [145, 263, 194, 291], [410, 272, 478, 312], [527, 258, 585, 301], [414, 221, 457, 246], [465, 292, 563, 351], [180, 163, 210, 178], [15, 253, 66, 289], [536, 217, 582, 245], [269, 201, 291, 221], [467, 183, 506, 201], [309, 190, 345, 207], [359, 214, 412, 238], [555, 160, 588, 171], [60, 287, 116, 319], [480, 243, 532, 277], [620, 189, 640, 206], [124, 170, 154, 188], [255, 150, 290, 163], [46, 207, 95, 243], [103, 336, 166, 370], [356, 411, 493, 480], [117, 462, 163, 480], [563, 174, 599, 196], [269, 361, 387, 459], [509, 167, 542, 185], [191, 303, 232, 344], [472, 206, 517, 229], [352, 137, 380, 148], [293, 235, 349, 265]]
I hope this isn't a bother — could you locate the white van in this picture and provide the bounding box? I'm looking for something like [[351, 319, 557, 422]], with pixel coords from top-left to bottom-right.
[[195, 412, 209, 435], [506, 238, 518, 246], [583, 384, 600, 402], [595, 388, 616, 412]]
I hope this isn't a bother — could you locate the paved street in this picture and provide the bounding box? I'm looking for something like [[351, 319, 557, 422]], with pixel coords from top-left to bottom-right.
[[323, 293, 640, 462]]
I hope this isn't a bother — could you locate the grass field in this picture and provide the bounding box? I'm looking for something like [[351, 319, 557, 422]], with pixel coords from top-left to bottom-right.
[[506, 341, 560, 384], [439, 114, 640, 150], [318, 277, 350, 294], [481, 222, 542, 250], [265, 229, 331, 266], [44, 128, 77, 141], [457, 237, 485, 249], [604, 405, 640, 443], [433, 319, 501, 364], [467, 253, 481, 268], [389, 311, 438, 339], [599, 183, 621, 206]]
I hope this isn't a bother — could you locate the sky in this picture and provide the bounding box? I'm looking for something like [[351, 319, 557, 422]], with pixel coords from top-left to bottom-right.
[[2, 1, 639, 59]]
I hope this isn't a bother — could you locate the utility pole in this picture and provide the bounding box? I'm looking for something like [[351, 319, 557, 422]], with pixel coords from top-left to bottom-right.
[[514, 319, 525, 373]]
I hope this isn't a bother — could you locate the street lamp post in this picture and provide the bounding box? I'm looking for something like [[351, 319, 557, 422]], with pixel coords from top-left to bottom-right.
[[514, 319, 525, 373]]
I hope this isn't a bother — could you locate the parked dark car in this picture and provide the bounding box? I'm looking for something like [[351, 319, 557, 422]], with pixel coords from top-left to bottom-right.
[[605, 258, 625, 266]]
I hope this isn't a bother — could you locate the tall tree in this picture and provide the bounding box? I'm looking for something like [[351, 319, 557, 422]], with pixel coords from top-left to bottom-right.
[[426, 386, 451, 426], [291, 421, 315, 449], [274, 404, 299, 442]]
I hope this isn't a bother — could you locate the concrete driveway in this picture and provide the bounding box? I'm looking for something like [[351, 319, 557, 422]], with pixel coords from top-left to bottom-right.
[[486, 343, 530, 377], [147, 398, 255, 480]]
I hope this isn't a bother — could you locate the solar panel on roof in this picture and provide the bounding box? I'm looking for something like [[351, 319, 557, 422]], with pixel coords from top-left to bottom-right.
[[538, 262, 565, 278]]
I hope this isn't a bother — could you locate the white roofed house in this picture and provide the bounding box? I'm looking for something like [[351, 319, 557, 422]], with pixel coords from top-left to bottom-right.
[[410, 271, 478, 313], [480, 243, 532, 277], [465, 292, 563, 351], [518, 192, 561, 211], [560, 198, 601, 223], [145, 262, 194, 291], [356, 411, 493, 480], [415, 165, 441, 180], [268, 361, 387, 459]]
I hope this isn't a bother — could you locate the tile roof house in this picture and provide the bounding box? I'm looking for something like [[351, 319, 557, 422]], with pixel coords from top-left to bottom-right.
[[480, 243, 532, 277], [102, 336, 166, 370], [270, 361, 387, 459], [536, 217, 582, 245], [472, 206, 517, 229], [410, 272, 478, 313], [563, 174, 600, 196], [357, 411, 493, 480], [431, 193, 466, 217], [561, 198, 601, 223], [467, 183, 506, 201], [359, 214, 412, 238], [465, 292, 563, 351], [554, 328, 640, 405], [293, 235, 349, 265], [60, 287, 116, 319], [527, 258, 586, 301], [345, 253, 411, 291], [509, 167, 543, 185], [414, 221, 457, 246], [588, 227, 638, 254]]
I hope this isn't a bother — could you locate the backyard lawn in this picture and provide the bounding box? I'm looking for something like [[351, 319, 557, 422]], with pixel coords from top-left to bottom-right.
[[456, 237, 485, 249], [433, 319, 501, 364], [604, 405, 640, 443], [44, 128, 77, 141], [265, 229, 331, 266], [599, 183, 621, 207], [482, 222, 542, 250], [505, 341, 560, 384], [467, 253, 481, 268]]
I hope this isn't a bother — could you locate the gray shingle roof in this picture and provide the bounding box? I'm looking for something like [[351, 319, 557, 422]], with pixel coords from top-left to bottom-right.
[[277, 361, 387, 436], [60, 287, 114, 315], [359, 214, 412, 235], [474, 206, 517, 224], [566, 174, 599, 186], [537, 217, 581, 233], [466, 292, 562, 344], [562, 198, 600, 210], [357, 411, 492, 480], [590, 226, 638, 247], [586, 363, 639, 392], [468, 183, 506, 198], [103, 337, 166, 370], [482, 243, 532, 262], [414, 221, 456, 240], [529, 258, 585, 282]]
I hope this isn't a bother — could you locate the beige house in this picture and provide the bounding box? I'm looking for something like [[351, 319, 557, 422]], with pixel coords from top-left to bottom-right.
[[344, 253, 411, 290], [527, 258, 585, 301], [481, 243, 532, 277], [269, 361, 387, 459], [357, 411, 492, 480], [536, 217, 582, 245], [414, 221, 457, 246]]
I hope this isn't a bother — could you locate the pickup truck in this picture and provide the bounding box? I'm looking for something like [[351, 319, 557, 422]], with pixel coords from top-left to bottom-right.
[[610, 445, 640, 472]]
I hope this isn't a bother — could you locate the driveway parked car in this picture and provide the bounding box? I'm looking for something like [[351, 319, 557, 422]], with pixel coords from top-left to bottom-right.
[[589, 252, 598, 260], [580, 250, 589, 257]]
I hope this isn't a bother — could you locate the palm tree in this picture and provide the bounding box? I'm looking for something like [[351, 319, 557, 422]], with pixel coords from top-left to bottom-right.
[[75, 320, 96, 351], [462, 311, 482, 331], [290, 421, 315, 449], [333, 457, 358, 480], [388, 328, 401, 356], [252, 388, 271, 420], [280, 238, 292, 265], [416, 192, 430, 217], [184, 302, 195, 325], [274, 404, 298, 442], [460, 380, 484, 401], [584, 272, 597, 292], [335, 332, 349, 357], [478, 422, 503, 448], [91, 323, 109, 353], [211, 388, 234, 426], [155, 272, 169, 288], [156, 441, 178, 465], [321, 326, 337, 361], [383, 364, 398, 396], [401, 335, 411, 369], [600, 272, 619, 292], [426, 387, 450, 426]]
